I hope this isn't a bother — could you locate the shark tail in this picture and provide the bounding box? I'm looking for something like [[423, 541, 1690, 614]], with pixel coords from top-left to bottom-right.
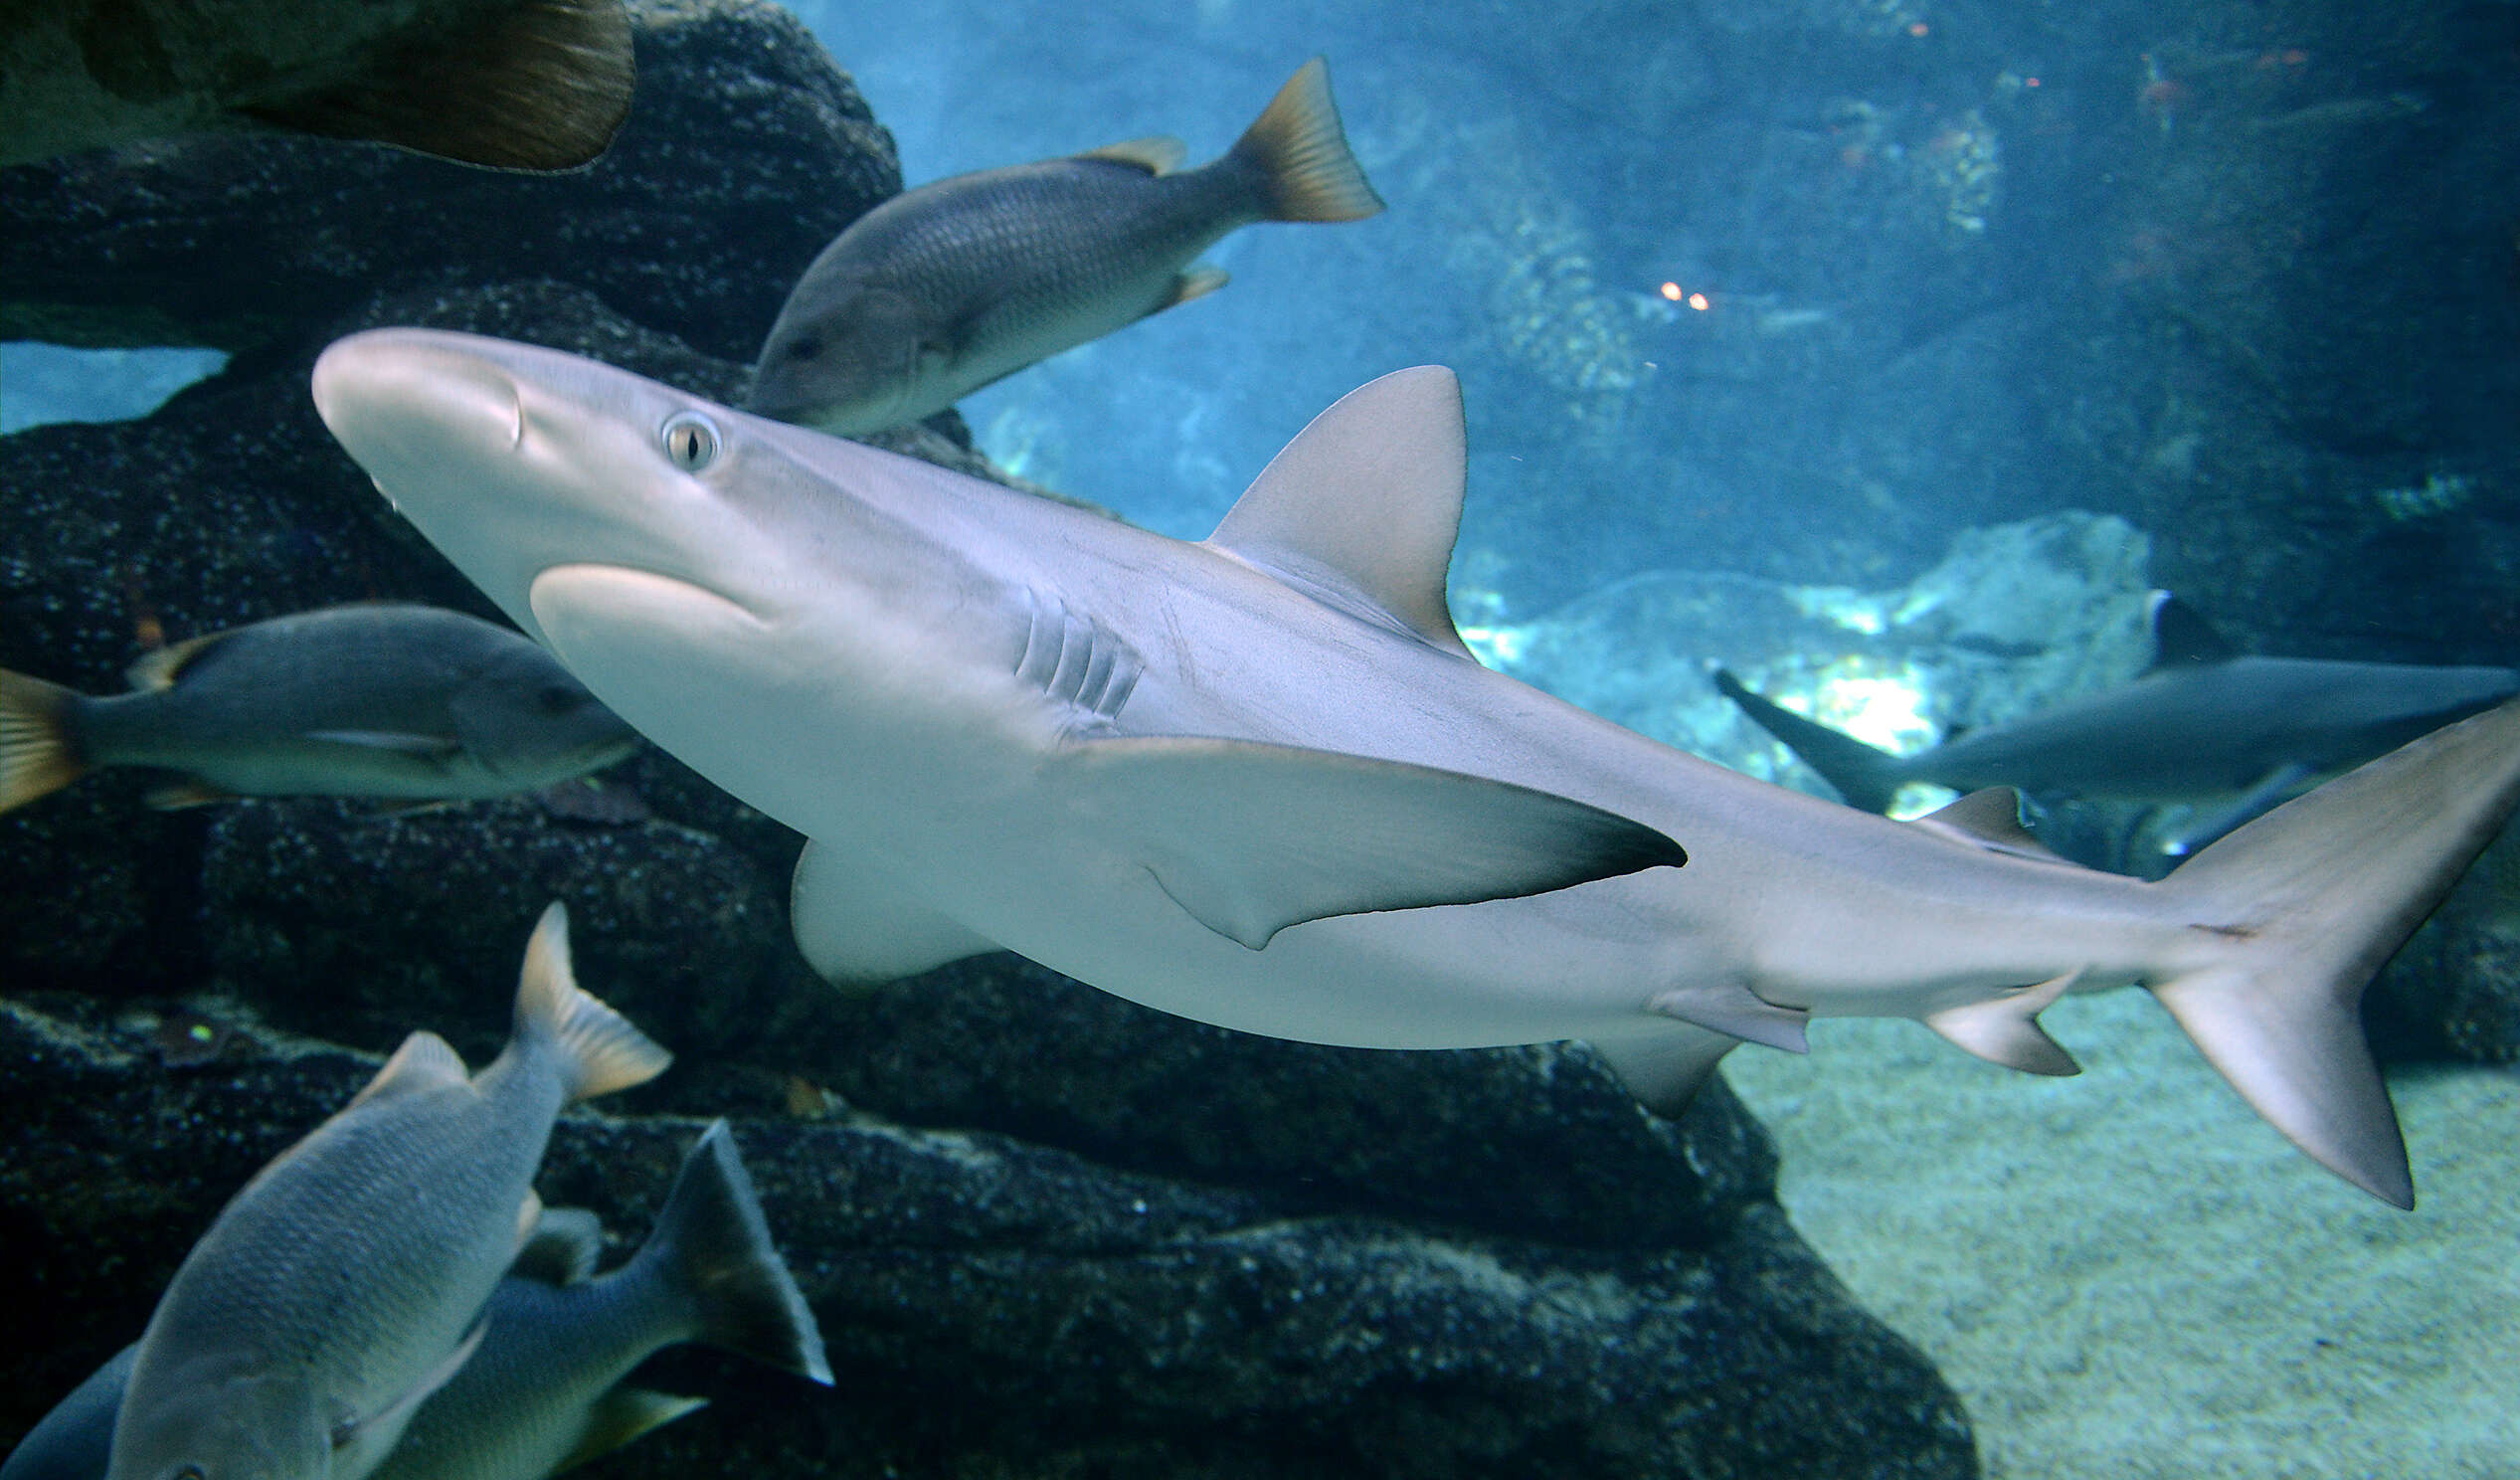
[[2146, 696, 2520, 1208], [0, 666, 88, 815], [1712, 668, 1906, 815], [636, 1120, 832, 1385], [1228, 58, 1385, 223]]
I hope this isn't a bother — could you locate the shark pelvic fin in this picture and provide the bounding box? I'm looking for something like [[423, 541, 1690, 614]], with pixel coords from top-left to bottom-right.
[[1056, 734, 1685, 949], [792, 840, 997, 985], [1205, 367, 1478, 661], [1924, 972, 2081, 1075]]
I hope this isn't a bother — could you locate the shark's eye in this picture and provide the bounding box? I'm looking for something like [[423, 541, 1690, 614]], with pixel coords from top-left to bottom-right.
[[661, 412, 721, 471]]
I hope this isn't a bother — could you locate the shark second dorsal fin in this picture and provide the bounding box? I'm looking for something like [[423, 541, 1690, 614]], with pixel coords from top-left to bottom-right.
[[1908, 787, 2070, 864], [1204, 368, 1478, 661], [1077, 135, 1188, 174], [2146, 591, 2239, 669]]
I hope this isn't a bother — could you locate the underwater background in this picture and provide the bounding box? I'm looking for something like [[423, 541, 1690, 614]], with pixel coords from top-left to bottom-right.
[[4, 0, 2518, 1476]]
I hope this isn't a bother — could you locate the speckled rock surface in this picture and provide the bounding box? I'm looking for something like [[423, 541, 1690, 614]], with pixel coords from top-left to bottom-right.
[[0, 994, 1977, 1479]]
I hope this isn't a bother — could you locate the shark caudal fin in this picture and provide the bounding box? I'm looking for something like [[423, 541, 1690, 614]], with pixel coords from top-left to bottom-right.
[[2148, 696, 2520, 1207], [1227, 58, 1385, 223], [1711, 668, 1906, 815]]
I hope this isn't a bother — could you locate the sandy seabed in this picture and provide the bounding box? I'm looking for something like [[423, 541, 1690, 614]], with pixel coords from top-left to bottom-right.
[[1720, 991, 2520, 1479]]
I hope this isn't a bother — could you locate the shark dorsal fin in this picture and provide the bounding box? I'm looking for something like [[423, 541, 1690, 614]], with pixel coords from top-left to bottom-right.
[[1909, 787, 2070, 864], [2146, 591, 2238, 669], [1204, 367, 1477, 660], [1077, 135, 1187, 175]]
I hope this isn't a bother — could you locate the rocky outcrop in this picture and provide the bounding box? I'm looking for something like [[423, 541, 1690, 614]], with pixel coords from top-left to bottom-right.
[[0, 2, 1979, 1475]]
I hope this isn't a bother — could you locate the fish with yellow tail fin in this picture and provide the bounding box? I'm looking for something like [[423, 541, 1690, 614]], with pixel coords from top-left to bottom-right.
[[104, 903, 671, 1480], [748, 56, 1384, 435], [0, 603, 637, 816]]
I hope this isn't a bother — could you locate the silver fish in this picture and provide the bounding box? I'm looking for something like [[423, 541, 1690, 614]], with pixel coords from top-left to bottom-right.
[[1715, 591, 2519, 852], [12, 1127, 824, 1480], [0, 603, 640, 815], [747, 57, 1383, 436], [105, 902, 671, 1480], [313, 330, 2520, 1211], [0, 0, 632, 170]]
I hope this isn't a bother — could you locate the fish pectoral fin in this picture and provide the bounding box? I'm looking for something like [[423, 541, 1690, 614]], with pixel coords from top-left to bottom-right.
[[510, 1206, 604, 1285], [1076, 134, 1188, 174], [1053, 735, 1686, 950], [331, 1314, 488, 1455], [1156, 266, 1230, 313], [560, 1389, 710, 1472], [791, 840, 996, 986], [240, 0, 634, 171], [1923, 972, 2082, 1076], [303, 729, 465, 758], [344, 1030, 471, 1112]]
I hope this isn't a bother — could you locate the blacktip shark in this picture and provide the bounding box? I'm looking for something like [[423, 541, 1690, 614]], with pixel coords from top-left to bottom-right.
[[311, 327, 2520, 1209], [1716, 592, 2520, 853]]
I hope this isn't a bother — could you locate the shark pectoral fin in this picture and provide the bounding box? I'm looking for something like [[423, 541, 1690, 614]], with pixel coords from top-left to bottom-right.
[[2159, 763, 2315, 858], [1584, 1021, 1742, 1116], [332, 1315, 488, 1456], [1055, 736, 1686, 950], [1203, 366, 1478, 660], [791, 840, 996, 985], [1923, 972, 2082, 1076], [559, 1389, 709, 1473], [345, 1030, 470, 1112]]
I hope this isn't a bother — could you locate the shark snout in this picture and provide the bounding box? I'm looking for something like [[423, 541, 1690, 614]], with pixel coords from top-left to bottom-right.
[[313, 329, 528, 480]]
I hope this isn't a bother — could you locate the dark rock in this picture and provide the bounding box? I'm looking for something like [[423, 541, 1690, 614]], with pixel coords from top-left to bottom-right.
[[0, 995, 1978, 1478], [2371, 826, 2520, 1064]]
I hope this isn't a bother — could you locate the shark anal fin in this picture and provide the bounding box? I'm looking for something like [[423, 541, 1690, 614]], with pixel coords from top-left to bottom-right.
[[1057, 735, 1685, 950], [1924, 972, 2082, 1076], [1585, 1021, 1742, 1116], [792, 840, 996, 985], [1204, 367, 1477, 661]]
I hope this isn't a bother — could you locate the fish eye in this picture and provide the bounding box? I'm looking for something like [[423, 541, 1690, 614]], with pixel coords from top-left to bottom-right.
[[786, 334, 822, 362], [660, 412, 720, 471], [171, 1467, 206, 1480]]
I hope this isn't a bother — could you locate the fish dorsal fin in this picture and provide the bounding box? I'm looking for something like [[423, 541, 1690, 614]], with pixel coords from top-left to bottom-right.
[[1908, 787, 2071, 865], [124, 631, 233, 691], [2146, 591, 2238, 669], [1077, 135, 1187, 174], [345, 1031, 471, 1112], [1204, 367, 1477, 660], [511, 1206, 605, 1286]]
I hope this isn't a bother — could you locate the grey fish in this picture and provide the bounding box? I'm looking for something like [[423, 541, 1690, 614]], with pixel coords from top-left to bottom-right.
[[0, 0, 632, 170], [747, 57, 1383, 435], [313, 329, 2520, 1211], [105, 903, 671, 1480], [371, 1121, 831, 1480], [0, 603, 640, 815], [1715, 592, 2519, 850], [11, 1128, 825, 1480]]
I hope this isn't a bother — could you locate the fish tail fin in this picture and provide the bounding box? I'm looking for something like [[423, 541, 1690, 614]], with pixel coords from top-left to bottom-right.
[[636, 1120, 832, 1384], [1228, 57, 1384, 223], [1711, 668, 1906, 814], [0, 667, 86, 814], [513, 901, 672, 1102], [2146, 697, 2520, 1208]]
